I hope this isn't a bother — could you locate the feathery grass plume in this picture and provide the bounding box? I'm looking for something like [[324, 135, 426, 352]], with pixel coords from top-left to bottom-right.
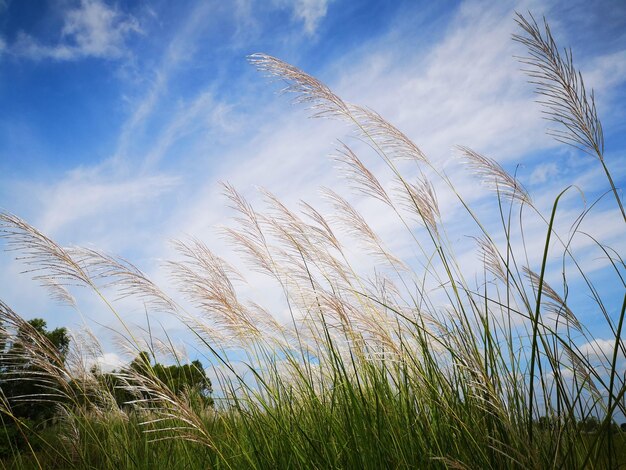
[[396, 176, 440, 234], [39, 276, 77, 308], [348, 104, 429, 163], [260, 188, 330, 266], [474, 236, 506, 282], [260, 192, 364, 307], [299, 201, 342, 252], [323, 286, 398, 354], [513, 13, 603, 157], [220, 182, 279, 279], [458, 146, 531, 205], [248, 53, 350, 119], [65, 328, 103, 380], [0, 301, 76, 412], [523, 266, 581, 332], [115, 367, 216, 449], [366, 271, 403, 308], [563, 344, 601, 399], [248, 54, 429, 165], [170, 239, 283, 345], [332, 141, 393, 207], [169, 239, 261, 341], [514, 12, 625, 222], [245, 301, 288, 343], [0, 212, 91, 301], [297, 200, 361, 288], [63, 330, 126, 415], [69, 247, 177, 313], [0, 13, 624, 469], [321, 188, 407, 270]]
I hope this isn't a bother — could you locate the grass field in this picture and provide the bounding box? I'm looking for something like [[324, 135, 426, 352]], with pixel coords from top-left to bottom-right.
[[0, 12, 625, 469]]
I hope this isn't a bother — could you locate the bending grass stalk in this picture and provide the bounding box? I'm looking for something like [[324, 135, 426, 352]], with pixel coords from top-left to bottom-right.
[[596, 293, 626, 469], [527, 186, 570, 444]]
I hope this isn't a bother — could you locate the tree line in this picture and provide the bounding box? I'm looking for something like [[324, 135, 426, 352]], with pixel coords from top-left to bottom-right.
[[0, 318, 213, 456]]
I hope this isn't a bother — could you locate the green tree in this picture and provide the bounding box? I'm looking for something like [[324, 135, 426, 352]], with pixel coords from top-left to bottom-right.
[[578, 416, 601, 433], [0, 318, 70, 456], [0, 318, 70, 422], [98, 352, 213, 409]]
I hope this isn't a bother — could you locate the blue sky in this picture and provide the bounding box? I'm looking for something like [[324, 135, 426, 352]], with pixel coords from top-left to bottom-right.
[[0, 0, 625, 372]]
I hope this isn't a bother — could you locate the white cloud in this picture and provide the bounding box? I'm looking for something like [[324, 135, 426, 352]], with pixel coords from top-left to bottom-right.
[[584, 50, 626, 92], [274, 0, 330, 35], [579, 339, 625, 373], [330, 1, 549, 164], [234, 0, 256, 32], [141, 91, 234, 171], [11, 0, 140, 61], [91, 352, 125, 372], [530, 163, 560, 184], [112, 1, 216, 163], [37, 168, 179, 237], [103, 1, 626, 330], [293, 0, 330, 35]]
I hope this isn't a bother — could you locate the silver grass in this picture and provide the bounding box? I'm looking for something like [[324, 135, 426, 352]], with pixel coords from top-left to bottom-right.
[[332, 141, 393, 207], [170, 238, 285, 343], [523, 267, 582, 332], [69, 247, 177, 313], [513, 13, 603, 158], [299, 201, 342, 252], [514, 12, 625, 221], [0, 300, 75, 406], [458, 146, 531, 205], [221, 183, 278, 278], [0, 212, 91, 297], [39, 276, 77, 308], [563, 344, 601, 398], [115, 367, 216, 449], [260, 189, 329, 263], [249, 54, 428, 164], [396, 176, 440, 234], [321, 188, 407, 269], [169, 254, 260, 340], [474, 236, 506, 282], [248, 53, 350, 120], [347, 104, 428, 163], [259, 193, 356, 297]]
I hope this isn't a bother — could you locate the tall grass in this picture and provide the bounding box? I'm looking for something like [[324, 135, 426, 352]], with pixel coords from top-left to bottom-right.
[[0, 12, 624, 469]]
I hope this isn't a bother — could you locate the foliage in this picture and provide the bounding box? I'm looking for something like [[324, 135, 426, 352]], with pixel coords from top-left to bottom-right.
[[0, 318, 70, 422], [0, 318, 70, 458], [95, 352, 213, 409]]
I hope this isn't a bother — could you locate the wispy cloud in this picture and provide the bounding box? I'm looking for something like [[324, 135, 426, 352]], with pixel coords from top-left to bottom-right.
[[291, 0, 331, 35], [7, 0, 140, 61], [272, 0, 331, 35], [37, 168, 179, 238], [112, 1, 216, 164], [529, 163, 559, 185], [140, 91, 236, 171]]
